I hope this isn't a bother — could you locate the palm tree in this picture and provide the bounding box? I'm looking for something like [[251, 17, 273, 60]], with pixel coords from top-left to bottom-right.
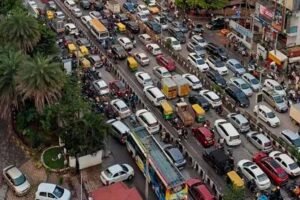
[[16, 54, 65, 113], [0, 46, 25, 119], [0, 12, 41, 52]]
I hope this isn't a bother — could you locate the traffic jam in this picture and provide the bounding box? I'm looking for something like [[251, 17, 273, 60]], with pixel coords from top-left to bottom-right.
[[39, 0, 300, 199]]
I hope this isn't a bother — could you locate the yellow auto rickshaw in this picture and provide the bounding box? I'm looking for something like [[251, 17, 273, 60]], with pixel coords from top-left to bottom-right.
[[67, 43, 77, 55], [116, 22, 126, 32], [46, 10, 54, 20], [160, 100, 174, 120], [192, 104, 205, 123], [226, 171, 245, 189], [80, 58, 91, 69], [127, 56, 138, 72], [79, 45, 89, 56]]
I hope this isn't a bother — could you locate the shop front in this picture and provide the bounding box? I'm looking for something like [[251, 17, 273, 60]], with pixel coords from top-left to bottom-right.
[[268, 50, 288, 68]]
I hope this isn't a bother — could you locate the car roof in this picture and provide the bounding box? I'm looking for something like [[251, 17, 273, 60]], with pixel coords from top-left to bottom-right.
[[228, 59, 239, 64], [243, 73, 255, 79], [6, 166, 22, 179], [230, 113, 248, 123], [119, 37, 131, 42], [166, 146, 183, 159], [250, 132, 270, 142], [95, 80, 107, 88], [140, 111, 157, 123], [265, 79, 280, 85], [232, 78, 246, 84], [38, 183, 57, 193], [282, 129, 299, 139], [136, 52, 147, 57], [108, 164, 123, 174], [112, 99, 127, 108], [220, 123, 239, 136], [258, 105, 272, 112], [139, 72, 151, 79], [198, 127, 213, 137], [276, 153, 295, 164], [148, 43, 159, 47], [111, 120, 129, 133]]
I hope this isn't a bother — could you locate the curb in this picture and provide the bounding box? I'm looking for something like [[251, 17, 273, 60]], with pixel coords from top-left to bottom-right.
[[41, 146, 70, 173]]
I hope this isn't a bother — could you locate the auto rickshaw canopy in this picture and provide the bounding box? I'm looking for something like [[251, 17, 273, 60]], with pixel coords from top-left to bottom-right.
[[67, 43, 77, 53], [80, 58, 91, 68], [192, 104, 205, 115], [161, 100, 173, 115], [116, 22, 126, 32], [79, 45, 89, 56], [226, 171, 245, 189]]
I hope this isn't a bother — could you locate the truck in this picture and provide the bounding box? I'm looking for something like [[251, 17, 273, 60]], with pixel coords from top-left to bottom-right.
[[106, 0, 120, 14], [172, 74, 190, 97], [290, 103, 300, 126], [176, 102, 194, 127]]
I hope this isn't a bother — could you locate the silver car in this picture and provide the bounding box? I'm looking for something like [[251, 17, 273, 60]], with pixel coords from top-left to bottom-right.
[[227, 113, 250, 133], [230, 77, 253, 97], [242, 73, 261, 92], [261, 88, 288, 113], [226, 59, 246, 75], [246, 131, 273, 152]]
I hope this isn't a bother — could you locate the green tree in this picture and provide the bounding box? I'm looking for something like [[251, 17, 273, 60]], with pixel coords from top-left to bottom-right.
[[0, 0, 23, 15], [0, 12, 41, 52], [222, 186, 245, 200], [0, 46, 25, 118], [175, 0, 228, 9], [16, 54, 65, 113]]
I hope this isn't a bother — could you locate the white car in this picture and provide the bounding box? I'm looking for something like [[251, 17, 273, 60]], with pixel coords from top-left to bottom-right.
[[280, 129, 300, 151], [110, 99, 131, 119], [118, 37, 133, 50], [3, 165, 31, 196], [229, 77, 253, 97], [135, 72, 153, 87], [136, 109, 160, 133], [242, 73, 261, 92], [263, 79, 286, 97], [144, 85, 166, 106], [89, 11, 101, 19], [214, 119, 241, 146], [136, 12, 149, 22], [146, 43, 162, 56], [71, 7, 82, 18], [134, 52, 150, 66], [191, 35, 207, 47], [137, 4, 150, 15], [55, 11, 65, 20], [165, 37, 181, 51], [182, 73, 202, 90], [269, 151, 300, 177], [64, 23, 78, 35], [153, 66, 171, 79], [138, 34, 152, 45], [35, 183, 71, 200], [154, 16, 168, 30], [100, 164, 134, 186], [246, 131, 273, 152], [199, 89, 222, 108], [92, 80, 109, 96], [206, 56, 228, 75], [81, 15, 92, 26], [253, 105, 280, 127], [237, 160, 271, 190], [187, 53, 209, 72]]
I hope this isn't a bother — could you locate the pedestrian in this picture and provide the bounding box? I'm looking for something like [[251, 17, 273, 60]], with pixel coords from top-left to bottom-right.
[[161, 129, 166, 141], [183, 128, 188, 139], [178, 128, 183, 140]]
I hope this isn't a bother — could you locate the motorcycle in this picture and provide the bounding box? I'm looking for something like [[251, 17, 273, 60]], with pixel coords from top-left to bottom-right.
[[287, 181, 300, 199]]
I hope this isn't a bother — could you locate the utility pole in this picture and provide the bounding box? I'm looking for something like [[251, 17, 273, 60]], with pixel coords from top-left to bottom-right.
[[143, 136, 151, 200], [255, 68, 265, 130]]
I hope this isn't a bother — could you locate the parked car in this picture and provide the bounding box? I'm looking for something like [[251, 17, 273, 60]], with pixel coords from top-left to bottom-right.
[[192, 127, 215, 148], [191, 35, 207, 48], [80, 0, 90, 9], [203, 147, 234, 175], [167, 27, 186, 44], [253, 152, 289, 186], [100, 164, 134, 185], [111, 44, 127, 60], [156, 55, 176, 72], [205, 43, 228, 61], [145, 20, 161, 34], [106, 119, 130, 144], [148, 4, 160, 14], [110, 99, 131, 119], [187, 178, 216, 200], [146, 43, 162, 56], [226, 59, 246, 76], [136, 12, 149, 22], [242, 73, 261, 92], [118, 37, 133, 50], [55, 11, 65, 20], [123, 2, 136, 13], [135, 72, 153, 87], [253, 105, 280, 127], [92, 80, 109, 96], [237, 160, 271, 190], [124, 21, 140, 34], [153, 66, 171, 79], [280, 129, 300, 151], [229, 77, 253, 97], [227, 113, 250, 133], [137, 4, 150, 15], [225, 84, 250, 108], [199, 89, 222, 108], [138, 34, 152, 45], [206, 18, 225, 30], [163, 144, 186, 169], [64, 23, 78, 35], [136, 109, 160, 133], [206, 70, 227, 88], [191, 23, 204, 35], [171, 21, 188, 33], [187, 53, 209, 72], [89, 11, 101, 19], [143, 85, 166, 106], [186, 41, 206, 58], [134, 52, 150, 66], [269, 151, 300, 177], [154, 16, 168, 30], [48, 1, 57, 10], [109, 80, 130, 98], [71, 7, 82, 18], [263, 79, 286, 97], [214, 119, 241, 146], [182, 73, 202, 90], [246, 131, 273, 152], [261, 88, 288, 113], [35, 183, 71, 200], [165, 37, 182, 51], [3, 165, 31, 196], [188, 93, 210, 111], [115, 13, 129, 23], [206, 56, 228, 75]]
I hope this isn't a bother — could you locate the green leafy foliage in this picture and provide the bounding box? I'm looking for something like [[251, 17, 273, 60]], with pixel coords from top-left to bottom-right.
[[0, 0, 23, 15], [223, 186, 246, 200], [175, 0, 228, 9]]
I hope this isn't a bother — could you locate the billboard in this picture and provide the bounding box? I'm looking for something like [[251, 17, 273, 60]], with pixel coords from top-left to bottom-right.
[[259, 5, 274, 23], [272, 7, 284, 32]]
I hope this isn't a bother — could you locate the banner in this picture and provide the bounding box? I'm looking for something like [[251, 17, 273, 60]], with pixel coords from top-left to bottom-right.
[[272, 6, 284, 32], [259, 5, 274, 23]]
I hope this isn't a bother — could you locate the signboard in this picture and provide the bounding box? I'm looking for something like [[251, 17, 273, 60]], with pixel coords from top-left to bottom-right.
[[256, 43, 267, 60], [272, 4, 284, 32], [259, 4, 274, 23], [229, 20, 253, 38]]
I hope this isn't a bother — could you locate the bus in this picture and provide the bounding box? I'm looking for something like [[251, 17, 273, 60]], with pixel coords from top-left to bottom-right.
[[126, 126, 188, 200], [88, 18, 109, 41]]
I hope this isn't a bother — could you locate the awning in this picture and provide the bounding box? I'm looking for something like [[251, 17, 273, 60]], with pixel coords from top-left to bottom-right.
[[268, 50, 288, 65], [289, 56, 300, 63]]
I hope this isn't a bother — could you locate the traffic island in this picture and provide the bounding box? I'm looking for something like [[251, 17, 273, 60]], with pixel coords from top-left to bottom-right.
[[41, 146, 68, 172]]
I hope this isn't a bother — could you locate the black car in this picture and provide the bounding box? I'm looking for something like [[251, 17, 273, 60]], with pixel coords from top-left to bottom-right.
[[80, 0, 90, 9], [206, 43, 228, 61], [202, 148, 234, 175], [168, 27, 186, 44], [124, 21, 140, 34], [206, 70, 227, 88], [206, 19, 225, 30], [225, 84, 250, 108], [171, 21, 189, 33], [164, 144, 186, 169], [111, 44, 127, 60], [145, 21, 161, 34], [115, 13, 129, 23], [94, 2, 104, 11], [76, 38, 91, 48], [191, 23, 204, 35], [188, 93, 210, 111]]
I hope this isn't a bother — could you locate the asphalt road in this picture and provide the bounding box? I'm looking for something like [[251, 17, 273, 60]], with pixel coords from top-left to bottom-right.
[[52, 0, 298, 198]]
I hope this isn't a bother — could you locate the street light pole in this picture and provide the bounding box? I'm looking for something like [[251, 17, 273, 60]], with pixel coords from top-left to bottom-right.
[[143, 136, 151, 200], [255, 68, 265, 130]]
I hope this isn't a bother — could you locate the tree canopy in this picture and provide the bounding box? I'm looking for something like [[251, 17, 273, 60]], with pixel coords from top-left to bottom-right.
[[175, 0, 229, 9]]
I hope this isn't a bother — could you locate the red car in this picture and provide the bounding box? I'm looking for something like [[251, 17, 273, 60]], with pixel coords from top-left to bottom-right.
[[186, 178, 216, 200], [192, 127, 215, 148], [156, 55, 176, 72], [253, 152, 289, 186], [109, 80, 130, 98]]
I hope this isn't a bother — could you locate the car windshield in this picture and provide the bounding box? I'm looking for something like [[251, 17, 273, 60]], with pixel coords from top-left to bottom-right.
[[176, 32, 184, 38], [278, 171, 287, 178], [257, 174, 268, 182], [157, 96, 165, 102], [13, 174, 26, 186], [194, 45, 204, 51], [236, 91, 246, 99], [120, 106, 128, 112], [266, 112, 275, 118], [274, 95, 284, 103], [241, 83, 249, 89], [121, 164, 129, 172], [160, 18, 167, 24], [162, 71, 170, 76], [275, 85, 283, 90], [215, 61, 224, 68], [218, 48, 225, 53], [235, 63, 243, 69], [53, 186, 65, 198], [154, 47, 161, 52], [196, 59, 205, 65], [173, 40, 180, 45], [289, 162, 299, 170], [292, 138, 300, 147], [105, 169, 113, 177], [229, 135, 240, 141], [251, 78, 259, 84]]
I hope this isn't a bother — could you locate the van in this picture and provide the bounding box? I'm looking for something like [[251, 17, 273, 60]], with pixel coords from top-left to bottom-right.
[[261, 88, 288, 113], [214, 119, 241, 146], [64, 0, 76, 10], [143, 86, 166, 106], [136, 109, 160, 133], [106, 119, 130, 144]]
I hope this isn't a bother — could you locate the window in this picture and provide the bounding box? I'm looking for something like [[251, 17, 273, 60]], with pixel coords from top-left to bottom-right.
[[48, 193, 56, 198], [40, 192, 47, 197], [219, 126, 228, 136]]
